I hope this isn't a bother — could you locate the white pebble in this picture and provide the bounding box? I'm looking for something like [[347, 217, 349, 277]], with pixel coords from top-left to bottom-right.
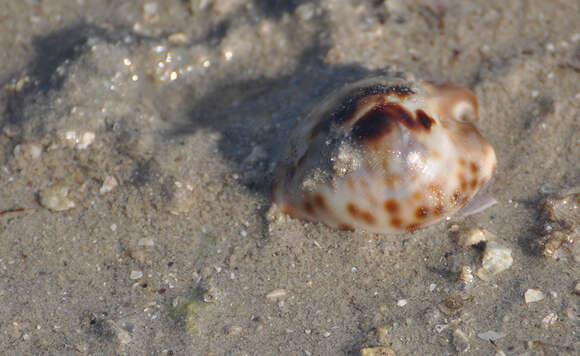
[[397, 299, 408, 307], [266, 289, 287, 300], [477, 330, 506, 341], [130, 270, 143, 280], [429, 283, 437, 292], [138, 238, 154, 247], [541, 313, 557, 328], [476, 242, 513, 280], [38, 184, 76, 212], [524, 288, 545, 303], [99, 176, 118, 194]]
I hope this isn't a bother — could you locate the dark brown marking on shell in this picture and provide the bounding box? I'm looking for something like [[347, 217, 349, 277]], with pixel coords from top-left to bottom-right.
[[458, 173, 467, 191], [416, 109, 435, 129], [433, 204, 444, 216], [304, 201, 314, 214], [338, 223, 354, 231], [470, 178, 478, 190], [406, 223, 421, 232], [415, 206, 429, 219], [347, 202, 375, 225], [452, 190, 463, 204], [384, 199, 399, 214], [313, 194, 326, 209], [309, 84, 415, 140], [390, 217, 402, 228], [412, 191, 422, 201], [361, 211, 376, 225], [347, 203, 359, 217], [470, 162, 479, 174], [351, 103, 417, 144]]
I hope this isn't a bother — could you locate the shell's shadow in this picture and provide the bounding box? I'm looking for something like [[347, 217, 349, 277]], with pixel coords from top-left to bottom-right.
[[168, 45, 388, 198]]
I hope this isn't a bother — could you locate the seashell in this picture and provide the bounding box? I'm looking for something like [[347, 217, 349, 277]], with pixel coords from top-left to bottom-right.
[[272, 75, 497, 234]]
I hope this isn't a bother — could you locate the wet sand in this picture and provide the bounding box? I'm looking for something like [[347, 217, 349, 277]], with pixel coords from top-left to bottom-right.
[[0, 1, 578, 355]]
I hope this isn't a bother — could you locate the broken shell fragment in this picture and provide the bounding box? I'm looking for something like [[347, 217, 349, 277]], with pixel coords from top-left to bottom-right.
[[273, 75, 497, 233]]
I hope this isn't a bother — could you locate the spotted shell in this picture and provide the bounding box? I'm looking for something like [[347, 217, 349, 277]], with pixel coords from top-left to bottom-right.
[[272, 76, 497, 234]]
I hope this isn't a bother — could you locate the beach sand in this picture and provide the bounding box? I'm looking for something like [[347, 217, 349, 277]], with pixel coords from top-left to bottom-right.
[[0, 1, 578, 355]]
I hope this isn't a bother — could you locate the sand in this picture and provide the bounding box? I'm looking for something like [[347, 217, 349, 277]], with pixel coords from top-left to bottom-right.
[[0, 0, 578, 355]]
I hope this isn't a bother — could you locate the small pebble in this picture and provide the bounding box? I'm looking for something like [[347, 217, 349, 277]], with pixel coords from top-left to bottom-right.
[[360, 346, 396, 356], [574, 281, 580, 296], [524, 288, 544, 303], [99, 176, 118, 194], [38, 183, 76, 212], [477, 330, 506, 341], [266, 289, 287, 300], [541, 313, 557, 328], [396, 299, 408, 307], [476, 242, 513, 281], [458, 266, 474, 284], [130, 270, 143, 280], [138, 238, 155, 247]]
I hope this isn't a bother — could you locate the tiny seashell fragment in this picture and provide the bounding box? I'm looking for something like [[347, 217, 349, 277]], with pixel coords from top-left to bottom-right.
[[273, 75, 497, 233], [524, 288, 545, 304], [458, 265, 474, 284], [38, 183, 76, 211], [476, 242, 513, 280], [99, 175, 119, 194], [266, 289, 287, 300]]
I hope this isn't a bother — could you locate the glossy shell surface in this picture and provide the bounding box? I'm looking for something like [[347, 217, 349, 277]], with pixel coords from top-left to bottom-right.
[[272, 76, 497, 234]]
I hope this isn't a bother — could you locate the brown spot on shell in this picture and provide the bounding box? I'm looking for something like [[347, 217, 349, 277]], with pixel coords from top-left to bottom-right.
[[412, 191, 422, 201], [347, 203, 359, 217], [338, 223, 354, 231], [433, 204, 444, 216], [415, 206, 429, 219], [351, 103, 414, 143], [313, 194, 326, 209], [470, 162, 479, 174], [458, 157, 466, 166], [406, 223, 421, 232], [458, 173, 467, 191], [384, 199, 399, 214], [347, 202, 376, 225], [416, 109, 435, 129], [309, 84, 416, 139], [304, 201, 314, 214], [361, 212, 376, 225], [470, 178, 478, 190], [390, 217, 402, 228]]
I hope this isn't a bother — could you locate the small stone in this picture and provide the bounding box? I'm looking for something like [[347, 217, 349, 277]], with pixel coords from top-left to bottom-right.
[[360, 346, 396, 356], [99, 176, 118, 194], [524, 288, 545, 304], [130, 270, 143, 280], [476, 242, 513, 281], [224, 325, 243, 336], [541, 313, 557, 328], [38, 183, 76, 211], [168, 32, 189, 44], [138, 238, 154, 247], [13, 143, 42, 163], [266, 289, 287, 300], [477, 330, 506, 341], [574, 281, 580, 296], [396, 299, 407, 307], [453, 329, 471, 353], [458, 266, 474, 284]]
